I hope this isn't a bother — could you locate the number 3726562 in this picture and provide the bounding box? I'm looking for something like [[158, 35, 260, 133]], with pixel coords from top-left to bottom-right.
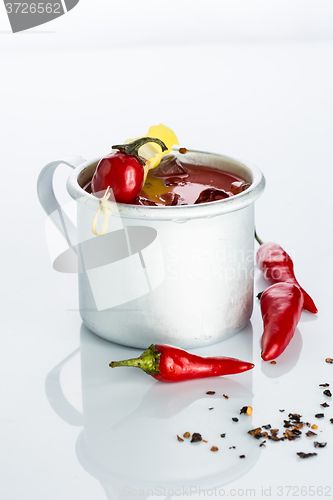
[[5, 3, 61, 14]]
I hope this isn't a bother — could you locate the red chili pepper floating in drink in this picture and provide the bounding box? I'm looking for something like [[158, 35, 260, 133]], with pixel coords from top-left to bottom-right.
[[109, 344, 254, 383], [255, 232, 317, 314], [91, 137, 167, 204], [258, 282, 304, 361]]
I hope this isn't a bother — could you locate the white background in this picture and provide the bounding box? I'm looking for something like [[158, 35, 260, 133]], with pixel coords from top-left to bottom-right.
[[1, 2, 333, 500]]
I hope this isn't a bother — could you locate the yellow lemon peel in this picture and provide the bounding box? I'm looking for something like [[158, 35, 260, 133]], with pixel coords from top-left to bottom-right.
[[144, 124, 179, 170], [124, 124, 179, 183]]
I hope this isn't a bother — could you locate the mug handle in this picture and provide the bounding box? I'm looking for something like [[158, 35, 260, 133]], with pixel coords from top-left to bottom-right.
[[37, 156, 86, 251]]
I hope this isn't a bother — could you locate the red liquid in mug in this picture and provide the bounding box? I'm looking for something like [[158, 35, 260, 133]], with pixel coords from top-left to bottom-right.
[[85, 154, 250, 205], [135, 154, 250, 206]]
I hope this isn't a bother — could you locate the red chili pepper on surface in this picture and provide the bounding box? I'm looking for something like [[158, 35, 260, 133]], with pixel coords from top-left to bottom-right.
[[109, 344, 254, 383], [255, 233, 317, 314], [91, 137, 167, 204], [259, 282, 304, 361]]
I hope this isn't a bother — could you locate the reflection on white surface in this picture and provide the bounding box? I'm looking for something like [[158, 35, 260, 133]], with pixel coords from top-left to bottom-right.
[[45, 323, 261, 498]]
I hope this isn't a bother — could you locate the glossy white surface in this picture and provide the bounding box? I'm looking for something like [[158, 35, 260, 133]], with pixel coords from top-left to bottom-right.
[[1, 39, 333, 500]]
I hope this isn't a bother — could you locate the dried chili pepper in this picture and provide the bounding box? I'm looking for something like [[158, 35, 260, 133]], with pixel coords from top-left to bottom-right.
[[255, 232, 317, 314], [259, 282, 304, 361], [109, 344, 254, 383]]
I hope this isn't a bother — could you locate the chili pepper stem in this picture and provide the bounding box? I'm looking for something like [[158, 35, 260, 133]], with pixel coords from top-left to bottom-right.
[[112, 137, 168, 166], [255, 230, 264, 246], [109, 344, 161, 376]]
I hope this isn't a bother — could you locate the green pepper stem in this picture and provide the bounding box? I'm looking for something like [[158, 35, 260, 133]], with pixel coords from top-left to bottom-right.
[[112, 137, 168, 166], [109, 344, 161, 376], [255, 230, 264, 246]]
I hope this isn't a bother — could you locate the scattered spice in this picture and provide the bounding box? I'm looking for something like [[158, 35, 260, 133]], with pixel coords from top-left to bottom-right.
[[259, 441, 266, 448], [269, 435, 284, 442], [297, 452, 317, 459], [240, 406, 252, 416], [210, 446, 218, 452], [319, 383, 330, 387], [191, 433, 202, 443], [239, 455, 245, 459], [262, 424, 271, 430], [183, 432, 191, 438], [232, 417, 239, 422], [209, 407, 214, 410], [311, 424, 318, 429], [248, 427, 262, 436], [270, 429, 279, 435], [315, 413, 324, 419], [177, 435, 184, 442], [320, 402, 330, 408], [323, 389, 332, 397], [325, 358, 333, 364], [220, 433, 226, 438], [203, 439, 208, 443], [229, 446, 236, 449], [330, 418, 333, 424], [314, 441, 327, 448], [289, 413, 302, 421], [223, 394, 229, 399], [206, 391, 215, 395], [306, 431, 317, 437], [179, 147, 188, 154], [270, 361, 277, 364], [279, 409, 285, 412]]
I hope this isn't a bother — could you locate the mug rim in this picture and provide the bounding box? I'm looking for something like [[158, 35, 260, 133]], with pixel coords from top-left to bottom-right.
[[67, 148, 265, 221]]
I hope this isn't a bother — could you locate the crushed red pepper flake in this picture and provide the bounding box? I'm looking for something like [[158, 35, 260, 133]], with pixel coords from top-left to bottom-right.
[[270, 429, 279, 435], [289, 413, 302, 421], [279, 409, 285, 412], [190, 433, 202, 443], [323, 389, 332, 397], [262, 424, 271, 430], [315, 413, 324, 419], [206, 391, 215, 395], [209, 407, 214, 410], [183, 432, 191, 438], [259, 441, 266, 448], [248, 427, 262, 436], [229, 446, 236, 449], [220, 433, 226, 438], [325, 358, 333, 364], [179, 147, 188, 154], [232, 417, 239, 422], [210, 446, 218, 452], [319, 383, 330, 387], [311, 424, 318, 429], [240, 406, 252, 416], [314, 441, 327, 448], [270, 361, 276, 364], [268, 435, 284, 442], [306, 431, 317, 437], [203, 439, 208, 443], [177, 435, 184, 442], [297, 452, 317, 459], [330, 418, 333, 424], [239, 455, 245, 459], [320, 402, 330, 408], [223, 394, 229, 399]]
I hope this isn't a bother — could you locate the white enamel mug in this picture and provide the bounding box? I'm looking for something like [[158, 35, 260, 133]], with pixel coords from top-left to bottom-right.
[[37, 149, 265, 348]]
